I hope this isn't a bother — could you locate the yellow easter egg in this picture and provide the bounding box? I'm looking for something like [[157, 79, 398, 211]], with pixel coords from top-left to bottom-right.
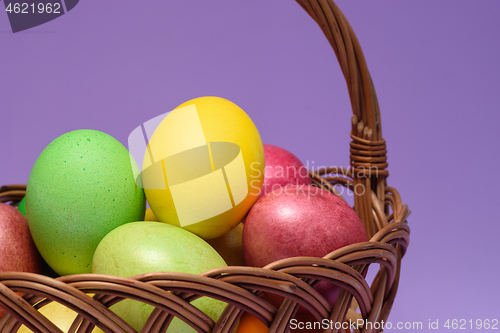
[[18, 299, 103, 333], [144, 207, 159, 221], [142, 96, 264, 239]]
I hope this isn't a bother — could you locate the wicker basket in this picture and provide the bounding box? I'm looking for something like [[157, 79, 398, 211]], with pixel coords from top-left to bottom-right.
[[0, 1, 410, 332]]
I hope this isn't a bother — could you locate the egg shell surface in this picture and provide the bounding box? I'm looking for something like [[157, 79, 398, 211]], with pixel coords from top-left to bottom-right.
[[17, 197, 26, 217], [18, 299, 104, 333], [92, 221, 228, 332], [26, 129, 145, 276], [144, 96, 265, 240]]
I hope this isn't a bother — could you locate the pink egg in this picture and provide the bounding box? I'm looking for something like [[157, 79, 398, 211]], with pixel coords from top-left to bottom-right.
[[243, 185, 368, 313], [260, 144, 311, 198]]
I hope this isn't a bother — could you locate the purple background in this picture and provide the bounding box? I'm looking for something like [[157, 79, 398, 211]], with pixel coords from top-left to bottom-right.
[[1, 1, 499, 330]]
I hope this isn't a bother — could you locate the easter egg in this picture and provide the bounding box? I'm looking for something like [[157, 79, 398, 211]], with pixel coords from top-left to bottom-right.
[[141, 96, 265, 239], [92, 221, 228, 332], [144, 207, 159, 221], [0, 202, 42, 319], [234, 313, 268, 333], [243, 185, 368, 314], [144, 207, 246, 266], [18, 299, 103, 333], [17, 197, 26, 217], [0, 203, 42, 274], [260, 144, 311, 198], [26, 129, 145, 276], [206, 222, 246, 266]]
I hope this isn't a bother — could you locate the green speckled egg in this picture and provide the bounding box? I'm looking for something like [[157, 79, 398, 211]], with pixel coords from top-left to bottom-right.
[[25, 129, 145, 276]]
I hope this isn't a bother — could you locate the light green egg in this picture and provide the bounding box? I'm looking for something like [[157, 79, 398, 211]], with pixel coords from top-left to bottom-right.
[[26, 129, 145, 276], [92, 222, 228, 333]]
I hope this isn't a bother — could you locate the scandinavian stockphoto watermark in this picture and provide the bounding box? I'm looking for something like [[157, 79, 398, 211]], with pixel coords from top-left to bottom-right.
[[289, 318, 424, 331], [248, 161, 379, 197], [128, 107, 379, 224], [289, 318, 500, 330]]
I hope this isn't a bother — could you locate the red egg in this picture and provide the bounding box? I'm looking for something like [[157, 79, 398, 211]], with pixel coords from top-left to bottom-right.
[[243, 185, 368, 312], [0, 202, 43, 318], [260, 144, 311, 198]]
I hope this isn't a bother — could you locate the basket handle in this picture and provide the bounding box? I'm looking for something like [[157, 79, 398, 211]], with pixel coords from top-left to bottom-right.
[[296, 0, 388, 237], [296, 0, 382, 139]]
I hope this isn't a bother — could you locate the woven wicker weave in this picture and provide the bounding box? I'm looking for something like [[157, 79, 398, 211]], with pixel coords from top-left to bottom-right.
[[0, 1, 410, 332]]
